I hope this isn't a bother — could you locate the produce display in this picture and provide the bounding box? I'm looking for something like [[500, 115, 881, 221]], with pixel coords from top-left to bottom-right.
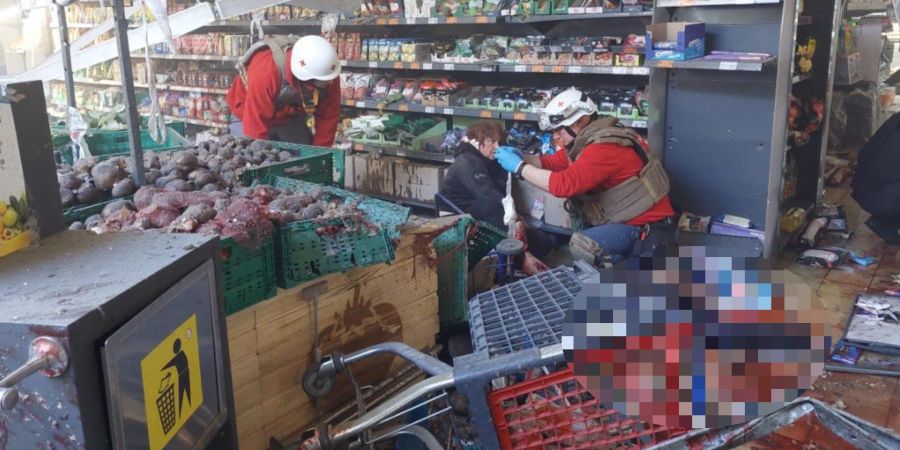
[[340, 33, 646, 66], [0, 195, 31, 244], [141, 92, 231, 124], [58, 137, 303, 210], [795, 37, 817, 75], [787, 95, 825, 146], [343, 114, 443, 146]]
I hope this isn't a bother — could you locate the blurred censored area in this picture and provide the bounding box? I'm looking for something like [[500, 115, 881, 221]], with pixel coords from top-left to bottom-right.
[[562, 246, 831, 430]]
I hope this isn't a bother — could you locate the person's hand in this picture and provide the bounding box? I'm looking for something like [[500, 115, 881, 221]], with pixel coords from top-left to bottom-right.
[[496, 146, 524, 173]]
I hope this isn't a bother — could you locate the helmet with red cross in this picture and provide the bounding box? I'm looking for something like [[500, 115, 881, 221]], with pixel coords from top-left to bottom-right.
[[290, 35, 342, 82]]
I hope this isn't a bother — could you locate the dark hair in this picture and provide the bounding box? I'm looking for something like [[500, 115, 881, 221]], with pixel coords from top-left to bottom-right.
[[466, 121, 507, 145]]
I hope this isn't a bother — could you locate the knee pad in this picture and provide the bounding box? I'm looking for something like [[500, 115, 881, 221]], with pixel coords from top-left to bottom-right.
[[569, 232, 612, 267]]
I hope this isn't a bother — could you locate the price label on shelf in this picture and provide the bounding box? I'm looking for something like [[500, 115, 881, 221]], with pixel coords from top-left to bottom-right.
[[551, 66, 565, 73], [585, 7, 603, 13], [568, 7, 586, 13], [447, 17, 458, 24], [410, 63, 421, 69], [340, 60, 348, 66], [394, 62, 403, 69], [612, 67, 629, 75], [443, 108, 454, 115], [514, 65, 527, 72], [376, 19, 387, 25], [369, 61, 378, 68], [476, 16, 489, 23], [513, 112, 527, 121], [719, 61, 738, 71], [399, 104, 409, 111], [423, 63, 433, 70], [533, 66, 545, 73], [481, 66, 493, 72], [428, 17, 438, 24], [388, 18, 399, 25], [354, 143, 364, 151], [568, 66, 583, 73], [425, 107, 436, 113], [631, 120, 648, 128], [262, 20, 271, 25], [657, 60, 674, 68], [480, 111, 492, 118], [356, 101, 366, 108], [396, 150, 406, 157], [445, 64, 455, 71], [345, 100, 356, 107], [405, 18, 415, 24]]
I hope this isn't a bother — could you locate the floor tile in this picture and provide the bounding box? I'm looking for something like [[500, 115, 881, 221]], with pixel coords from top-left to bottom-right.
[[805, 417, 865, 450], [825, 268, 875, 288], [787, 264, 830, 281], [806, 372, 896, 427], [817, 280, 867, 299]]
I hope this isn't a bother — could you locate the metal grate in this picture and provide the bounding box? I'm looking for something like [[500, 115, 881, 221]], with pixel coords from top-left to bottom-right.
[[468, 267, 584, 358]]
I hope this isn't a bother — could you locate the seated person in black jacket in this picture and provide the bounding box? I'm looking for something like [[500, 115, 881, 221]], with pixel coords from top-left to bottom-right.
[[439, 121, 555, 258], [440, 121, 508, 229]]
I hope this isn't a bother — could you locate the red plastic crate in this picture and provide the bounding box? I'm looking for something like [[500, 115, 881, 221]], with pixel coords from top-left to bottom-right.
[[488, 367, 686, 449]]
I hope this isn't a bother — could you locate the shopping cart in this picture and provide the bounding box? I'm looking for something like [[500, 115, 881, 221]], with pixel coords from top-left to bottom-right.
[[299, 263, 900, 450]]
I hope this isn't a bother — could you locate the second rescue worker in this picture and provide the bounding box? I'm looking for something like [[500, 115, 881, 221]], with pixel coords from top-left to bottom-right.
[[495, 88, 677, 264], [226, 35, 342, 146]]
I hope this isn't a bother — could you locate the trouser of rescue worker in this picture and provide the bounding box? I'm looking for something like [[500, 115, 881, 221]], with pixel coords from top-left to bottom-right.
[[229, 114, 313, 144], [580, 217, 676, 264]]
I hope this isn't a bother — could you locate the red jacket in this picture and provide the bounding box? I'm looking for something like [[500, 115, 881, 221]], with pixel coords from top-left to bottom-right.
[[540, 143, 675, 226], [226, 47, 341, 147]]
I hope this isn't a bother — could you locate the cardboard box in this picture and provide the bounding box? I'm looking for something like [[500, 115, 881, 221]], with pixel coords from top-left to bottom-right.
[[512, 178, 573, 230], [394, 160, 446, 205], [646, 22, 705, 61], [835, 52, 862, 85]]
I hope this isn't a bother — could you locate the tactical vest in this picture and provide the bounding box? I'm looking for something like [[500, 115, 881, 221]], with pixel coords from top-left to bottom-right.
[[236, 36, 306, 111], [564, 117, 671, 227]]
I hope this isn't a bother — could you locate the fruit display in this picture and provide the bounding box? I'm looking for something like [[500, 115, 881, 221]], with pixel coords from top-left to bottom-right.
[[787, 95, 825, 146], [0, 194, 32, 244], [80, 181, 380, 249], [57, 136, 305, 209], [795, 37, 816, 74]]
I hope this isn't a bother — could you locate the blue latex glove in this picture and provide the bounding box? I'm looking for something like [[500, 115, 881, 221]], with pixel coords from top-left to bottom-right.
[[496, 146, 524, 173]]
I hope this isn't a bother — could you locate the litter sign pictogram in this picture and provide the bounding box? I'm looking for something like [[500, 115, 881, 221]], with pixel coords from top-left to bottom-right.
[[141, 314, 203, 450]]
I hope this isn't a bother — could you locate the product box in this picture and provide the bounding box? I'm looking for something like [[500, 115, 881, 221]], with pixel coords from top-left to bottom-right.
[[646, 22, 706, 61], [535, 0, 553, 14], [552, 0, 569, 14], [615, 53, 644, 67], [835, 52, 861, 85]]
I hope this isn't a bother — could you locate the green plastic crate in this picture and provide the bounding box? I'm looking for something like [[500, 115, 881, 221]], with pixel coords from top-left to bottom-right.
[[240, 152, 333, 187], [63, 194, 135, 224], [262, 175, 410, 240], [274, 218, 395, 289], [261, 141, 346, 187], [52, 122, 188, 165], [433, 217, 507, 326], [218, 236, 277, 315]]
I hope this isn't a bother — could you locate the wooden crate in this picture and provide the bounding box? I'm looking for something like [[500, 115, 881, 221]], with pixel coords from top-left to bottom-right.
[[225, 219, 450, 449]]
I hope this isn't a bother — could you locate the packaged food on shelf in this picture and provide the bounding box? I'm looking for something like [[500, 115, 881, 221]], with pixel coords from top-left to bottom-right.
[[646, 22, 706, 61]]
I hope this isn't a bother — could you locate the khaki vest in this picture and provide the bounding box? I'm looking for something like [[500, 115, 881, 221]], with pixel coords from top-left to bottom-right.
[[236, 36, 306, 111], [564, 117, 670, 227]]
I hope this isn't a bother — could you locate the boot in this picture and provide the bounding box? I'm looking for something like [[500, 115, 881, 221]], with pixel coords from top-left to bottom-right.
[[569, 232, 604, 266]]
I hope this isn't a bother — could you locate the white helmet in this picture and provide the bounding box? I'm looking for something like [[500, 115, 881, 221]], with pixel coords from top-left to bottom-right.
[[290, 35, 342, 82], [539, 88, 597, 131]]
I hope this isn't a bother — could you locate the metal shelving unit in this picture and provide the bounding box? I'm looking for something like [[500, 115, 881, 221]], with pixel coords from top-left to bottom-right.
[[648, 0, 839, 257]]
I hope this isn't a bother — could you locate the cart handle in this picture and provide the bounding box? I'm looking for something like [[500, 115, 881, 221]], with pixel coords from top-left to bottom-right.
[[318, 342, 452, 379]]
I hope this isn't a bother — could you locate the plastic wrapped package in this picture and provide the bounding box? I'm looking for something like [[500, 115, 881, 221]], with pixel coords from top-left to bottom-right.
[[480, 36, 509, 61], [370, 77, 392, 100]]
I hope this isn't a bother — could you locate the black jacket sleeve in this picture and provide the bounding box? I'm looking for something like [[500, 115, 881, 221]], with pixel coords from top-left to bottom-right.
[[444, 153, 506, 228]]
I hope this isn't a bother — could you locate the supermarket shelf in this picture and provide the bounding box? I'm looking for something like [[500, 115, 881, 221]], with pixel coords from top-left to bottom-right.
[[798, 16, 813, 26], [132, 53, 240, 62], [341, 60, 495, 72], [344, 99, 648, 128], [200, 15, 499, 31], [792, 72, 813, 84], [496, 64, 650, 75], [645, 56, 776, 72], [350, 142, 455, 163], [343, 99, 505, 119], [657, 0, 780, 6], [505, 11, 653, 23], [69, 78, 227, 95], [156, 114, 229, 129], [846, 1, 889, 15]]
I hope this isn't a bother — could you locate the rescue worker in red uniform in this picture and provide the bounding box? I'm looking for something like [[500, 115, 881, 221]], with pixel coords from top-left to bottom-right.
[[495, 88, 676, 265], [226, 35, 341, 146]]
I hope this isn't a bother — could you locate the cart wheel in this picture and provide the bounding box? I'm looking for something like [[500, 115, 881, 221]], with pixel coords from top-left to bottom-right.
[[303, 369, 335, 399]]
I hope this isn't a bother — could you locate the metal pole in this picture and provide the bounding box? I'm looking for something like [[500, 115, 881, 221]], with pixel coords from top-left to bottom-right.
[[55, 5, 76, 109], [112, 0, 146, 186]]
